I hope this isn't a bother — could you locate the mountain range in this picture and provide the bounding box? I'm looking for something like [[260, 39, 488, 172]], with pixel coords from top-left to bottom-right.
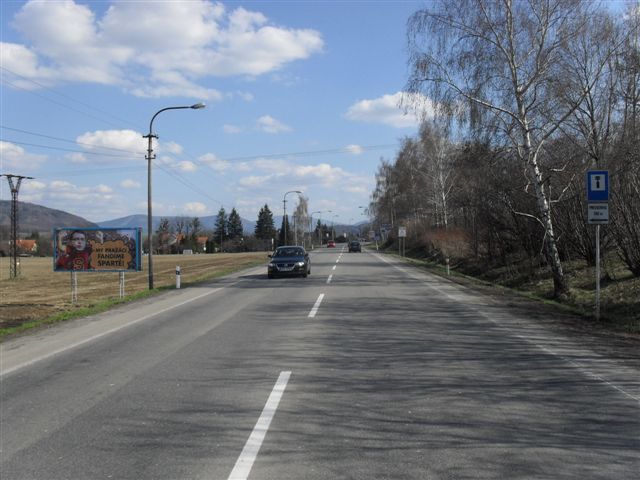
[[0, 200, 97, 234], [97, 213, 261, 236], [0, 201, 365, 237]]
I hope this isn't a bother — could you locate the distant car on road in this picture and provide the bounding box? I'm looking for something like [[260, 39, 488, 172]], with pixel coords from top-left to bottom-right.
[[268, 246, 310, 278], [327, 240, 336, 248], [348, 240, 361, 252]]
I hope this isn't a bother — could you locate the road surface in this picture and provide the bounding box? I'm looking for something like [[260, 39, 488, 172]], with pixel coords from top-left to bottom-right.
[[2, 246, 638, 479]]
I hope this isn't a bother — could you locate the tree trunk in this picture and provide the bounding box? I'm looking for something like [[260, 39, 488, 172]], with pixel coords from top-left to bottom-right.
[[527, 153, 569, 298]]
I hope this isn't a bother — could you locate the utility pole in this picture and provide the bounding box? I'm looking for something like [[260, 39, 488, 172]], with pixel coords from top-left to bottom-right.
[[2, 174, 34, 279]]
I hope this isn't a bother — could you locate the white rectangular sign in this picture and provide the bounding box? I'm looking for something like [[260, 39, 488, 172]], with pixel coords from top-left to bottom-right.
[[398, 227, 407, 237], [588, 203, 609, 224]]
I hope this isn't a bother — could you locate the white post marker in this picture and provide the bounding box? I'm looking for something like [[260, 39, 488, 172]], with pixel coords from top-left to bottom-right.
[[119, 271, 125, 298], [228, 371, 292, 480], [176, 265, 181, 289]]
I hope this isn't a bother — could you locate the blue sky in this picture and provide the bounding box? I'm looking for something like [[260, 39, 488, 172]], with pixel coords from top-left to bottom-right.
[[1, 0, 428, 226]]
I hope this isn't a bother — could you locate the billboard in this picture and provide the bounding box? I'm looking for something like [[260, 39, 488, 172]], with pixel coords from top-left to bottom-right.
[[54, 228, 142, 272]]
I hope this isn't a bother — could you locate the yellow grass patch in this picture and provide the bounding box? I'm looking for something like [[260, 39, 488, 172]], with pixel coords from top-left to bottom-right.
[[0, 253, 268, 328]]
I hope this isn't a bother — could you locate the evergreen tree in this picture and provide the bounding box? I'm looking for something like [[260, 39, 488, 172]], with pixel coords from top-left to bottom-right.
[[190, 217, 202, 250], [214, 207, 228, 245], [277, 215, 290, 246], [227, 208, 244, 240], [255, 204, 276, 240]]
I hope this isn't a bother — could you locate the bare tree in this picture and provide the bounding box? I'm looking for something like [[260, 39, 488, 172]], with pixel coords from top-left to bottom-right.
[[292, 196, 309, 246], [405, 0, 602, 297], [418, 122, 458, 229], [610, 3, 640, 276]]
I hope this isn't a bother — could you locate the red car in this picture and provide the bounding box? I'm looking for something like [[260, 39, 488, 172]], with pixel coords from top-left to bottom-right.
[[327, 240, 336, 248]]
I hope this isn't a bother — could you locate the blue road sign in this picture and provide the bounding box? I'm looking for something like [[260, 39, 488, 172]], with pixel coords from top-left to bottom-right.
[[586, 170, 609, 202]]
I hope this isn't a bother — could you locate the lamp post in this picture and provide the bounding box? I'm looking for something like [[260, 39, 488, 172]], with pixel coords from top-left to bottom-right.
[[283, 190, 302, 245], [358, 206, 367, 240], [144, 103, 205, 290], [332, 214, 339, 241]]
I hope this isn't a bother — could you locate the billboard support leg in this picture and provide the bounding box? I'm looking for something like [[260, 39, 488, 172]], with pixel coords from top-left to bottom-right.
[[71, 271, 77, 305]]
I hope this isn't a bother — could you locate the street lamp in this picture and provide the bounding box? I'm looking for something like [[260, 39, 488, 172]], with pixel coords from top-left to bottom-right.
[[332, 214, 339, 241], [144, 103, 205, 289], [283, 190, 302, 245]]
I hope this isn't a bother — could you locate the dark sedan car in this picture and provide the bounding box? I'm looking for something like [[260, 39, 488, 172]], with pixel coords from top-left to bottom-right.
[[268, 246, 311, 278], [348, 240, 361, 252]]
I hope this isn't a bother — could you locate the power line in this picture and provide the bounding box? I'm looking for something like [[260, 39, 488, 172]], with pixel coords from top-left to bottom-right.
[[153, 160, 227, 209], [0, 66, 142, 130], [1, 139, 140, 158], [1, 125, 145, 155]]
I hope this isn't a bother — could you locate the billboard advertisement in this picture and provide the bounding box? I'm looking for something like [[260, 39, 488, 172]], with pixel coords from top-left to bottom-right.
[[54, 228, 142, 272]]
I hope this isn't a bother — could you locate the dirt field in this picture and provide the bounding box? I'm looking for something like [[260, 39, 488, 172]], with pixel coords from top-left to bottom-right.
[[0, 253, 268, 329]]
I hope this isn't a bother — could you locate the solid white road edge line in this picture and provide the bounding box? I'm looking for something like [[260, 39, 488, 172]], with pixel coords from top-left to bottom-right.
[[308, 293, 325, 318], [370, 251, 640, 404], [227, 371, 292, 480], [327, 275, 333, 284]]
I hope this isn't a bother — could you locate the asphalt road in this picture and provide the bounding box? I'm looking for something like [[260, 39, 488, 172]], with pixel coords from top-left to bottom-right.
[[1, 246, 639, 479]]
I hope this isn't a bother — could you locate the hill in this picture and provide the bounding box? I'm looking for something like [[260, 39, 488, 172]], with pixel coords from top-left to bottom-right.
[[0, 201, 97, 235], [97, 214, 258, 235]]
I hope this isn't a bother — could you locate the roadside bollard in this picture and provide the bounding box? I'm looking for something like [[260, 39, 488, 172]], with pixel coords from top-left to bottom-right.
[[446, 257, 450, 276], [176, 266, 181, 289]]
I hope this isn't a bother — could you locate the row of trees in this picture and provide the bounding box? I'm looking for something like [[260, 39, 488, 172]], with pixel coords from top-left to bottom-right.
[[153, 199, 319, 253], [369, 0, 639, 297]]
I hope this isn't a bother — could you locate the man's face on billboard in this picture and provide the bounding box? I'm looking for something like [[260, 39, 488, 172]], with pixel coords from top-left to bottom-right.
[[71, 233, 86, 251]]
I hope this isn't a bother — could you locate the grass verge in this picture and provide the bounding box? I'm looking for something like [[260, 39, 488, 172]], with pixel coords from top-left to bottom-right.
[[0, 255, 266, 341]]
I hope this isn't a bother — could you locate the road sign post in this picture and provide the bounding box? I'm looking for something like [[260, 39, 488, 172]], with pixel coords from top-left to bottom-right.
[[586, 170, 609, 320], [398, 227, 407, 257]]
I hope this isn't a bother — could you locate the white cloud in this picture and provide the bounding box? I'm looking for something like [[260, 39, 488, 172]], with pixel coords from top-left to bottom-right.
[[48, 179, 114, 203], [344, 185, 368, 194], [236, 159, 371, 194], [183, 202, 208, 215], [7, 0, 323, 99], [199, 153, 229, 172], [19, 180, 47, 202], [75, 129, 144, 162], [345, 144, 364, 155], [236, 91, 254, 101], [257, 115, 291, 133], [239, 175, 274, 187], [66, 152, 87, 163], [162, 141, 184, 155], [293, 163, 347, 185], [345, 92, 430, 128], [176, 160, 198, 172], [223, 124, 243, 134], [250, 158, 290, 173], [120, 179, 140, 188], [0, 141, 48, 170]]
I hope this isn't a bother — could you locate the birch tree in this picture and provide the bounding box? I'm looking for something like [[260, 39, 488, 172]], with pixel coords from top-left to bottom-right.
[[405, 0, 594, 297], [293, 196, 310, 246]]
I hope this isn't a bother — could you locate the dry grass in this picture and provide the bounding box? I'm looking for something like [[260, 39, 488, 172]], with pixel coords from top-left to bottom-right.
[[0, 253, 267, 330]]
